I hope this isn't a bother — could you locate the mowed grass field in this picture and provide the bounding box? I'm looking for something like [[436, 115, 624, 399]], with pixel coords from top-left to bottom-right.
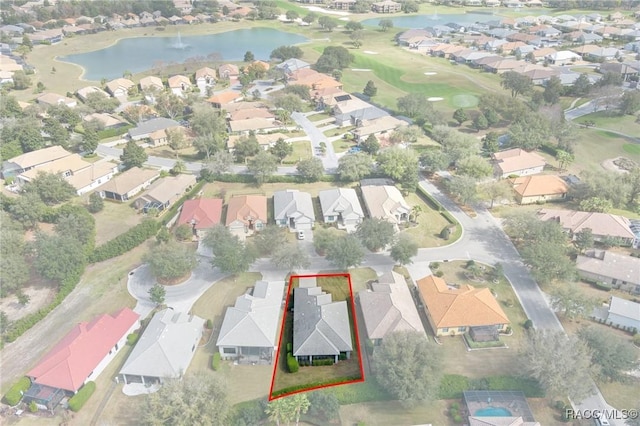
[[577, 111, 640, 137]]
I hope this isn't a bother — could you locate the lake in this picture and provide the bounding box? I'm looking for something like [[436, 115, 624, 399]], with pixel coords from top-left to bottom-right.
[[361, 12, 501, 29], [59, 28, 308, 81]]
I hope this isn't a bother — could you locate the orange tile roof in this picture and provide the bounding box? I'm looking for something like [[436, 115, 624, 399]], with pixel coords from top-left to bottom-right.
[[511, 175, 569, 198], [493, 148, 546, 175], [206, 91, 241, 105], [225, 195, 267, 227], [178, 198, 223, 229], [416, 275, 509, 329]]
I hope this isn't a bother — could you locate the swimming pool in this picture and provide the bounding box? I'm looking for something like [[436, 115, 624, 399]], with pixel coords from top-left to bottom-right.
[[475, 407, 513, 417]]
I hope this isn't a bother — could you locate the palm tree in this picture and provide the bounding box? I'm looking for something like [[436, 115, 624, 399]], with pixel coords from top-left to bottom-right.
[[276, 109, 291, 125], [410, 205, 423, 223], [291, 394, 310, 426], [265, 398, 295, 426]]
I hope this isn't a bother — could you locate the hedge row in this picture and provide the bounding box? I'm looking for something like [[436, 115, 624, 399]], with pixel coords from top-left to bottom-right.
[[312, 358, 335, 366], [438, 374, 545, 399], [271, 375, 361, 398], [68, 381, 96, 412], [416, 185, 458, 226], [126, 333, 139, 346], [90, 219, 160, 263], [4, 268, 84, 343], [3, 377, 31, 406], [208, 173, 337, 185], [160, 181, 205, 226], [97, 125, 132, 140], [287, 353, 299, 373], [211, 353, 221, 371]]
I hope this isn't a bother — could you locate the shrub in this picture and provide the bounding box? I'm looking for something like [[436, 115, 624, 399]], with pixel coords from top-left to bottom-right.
[[440, 226, 451, 240], [312, 358, 335, 366], [68, 381, 96, 412], [3, 377, 31, 406], [126, 333, 139, 346], [431, 262, 440, 270], [438, 374, 470, 399], [272, 375, 362, 398], [87, 192, 104, 213], [286, 342, 292, 352], [453, 414, 462, 423], [29, 401, 38, 412], [206, 319, 213, 329], [287, 353, 299, 373], [339, 352, 347, 360], [435, 270, 444, 278], [633, 333, 640, 347], [523, 319, 533, 330], [593, 281, 612, 291], [90, 219, 160, 263], [555, 400, 566, 410], [451, 402, 460, 411], [175, 223, 193, 241], [211, 352, 221, 371], [466, 260, 475, 268]]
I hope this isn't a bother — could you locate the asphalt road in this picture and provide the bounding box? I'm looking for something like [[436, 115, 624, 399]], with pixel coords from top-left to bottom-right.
[[291, 111, 339, 171]]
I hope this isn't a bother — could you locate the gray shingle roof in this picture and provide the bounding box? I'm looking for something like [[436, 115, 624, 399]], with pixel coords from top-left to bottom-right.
[[273, 190, 315, 223], [128, 117, 180, 139], [293, 279, 352, 357], [119, 309, 204, 379], [318, 188, 364, 222]]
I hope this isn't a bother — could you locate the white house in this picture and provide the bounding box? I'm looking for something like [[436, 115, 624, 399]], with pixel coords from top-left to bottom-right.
[[318, 188, 365, 231], [605, 297, 640, 332], [273, 189, 315, 230], [492, 148, 546, 178]]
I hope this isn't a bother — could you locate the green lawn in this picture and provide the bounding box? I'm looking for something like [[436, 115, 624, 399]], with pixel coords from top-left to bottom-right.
[[623, 144, 640, 155], [90, 199, 142, 245], [339, 400, 450, 426], [282, 140, 312, 165], [566, 128, 632, 174], [578, 111, 640, 135], [332, 138, 356, 153], [308, 112, 333, 122], [400, 192, 454, 248]]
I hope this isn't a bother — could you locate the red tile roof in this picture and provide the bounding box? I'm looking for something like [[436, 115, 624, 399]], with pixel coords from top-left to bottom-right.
[[177, 198, 223, 230], [27, 308, 139, 392]]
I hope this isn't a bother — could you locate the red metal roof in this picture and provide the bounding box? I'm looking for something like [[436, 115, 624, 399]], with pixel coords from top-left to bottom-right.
[[27, 308, 139, 392], [177, 198, 223, 230]]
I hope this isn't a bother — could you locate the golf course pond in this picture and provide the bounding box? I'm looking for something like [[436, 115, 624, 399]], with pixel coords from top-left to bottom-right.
[[362, 12, 502, 29], [59, 27, 308, 81]]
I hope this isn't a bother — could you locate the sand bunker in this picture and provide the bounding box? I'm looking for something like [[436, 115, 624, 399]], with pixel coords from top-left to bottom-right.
[[351, 68, 372, 72], [363, 50, 379, 55], [427, 97, 444, 102], [424, 72, 437, 75]]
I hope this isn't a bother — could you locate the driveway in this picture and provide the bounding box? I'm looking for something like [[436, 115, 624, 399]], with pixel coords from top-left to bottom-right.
[[291, 111, 339, 171]]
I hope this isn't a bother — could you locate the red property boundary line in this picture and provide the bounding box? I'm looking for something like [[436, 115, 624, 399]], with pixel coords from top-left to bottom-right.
[[268, 273, 365, 401]]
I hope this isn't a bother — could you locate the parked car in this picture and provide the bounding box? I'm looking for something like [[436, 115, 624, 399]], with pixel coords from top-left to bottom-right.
[[347, 146, 362, 154], [297, 230, 305, 240]]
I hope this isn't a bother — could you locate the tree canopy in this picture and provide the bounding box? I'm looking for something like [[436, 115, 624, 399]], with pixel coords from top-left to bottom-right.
[[120, 140, 148, 170], [501, 71, 533, 98], [356, 218, 396, 252], [247, 151, 278, 185], [314, 46, 353, 73], [270, 45, 304, 61], [390, 234, 419, 265], [337, 152, 373, 182], [325, 234, 364, 270], [296, 157, 324, 182], [144, 240, 198, 281], [578, 326, 639, 383], [376, 147, 419, 191], [24, 171, 77, 205]]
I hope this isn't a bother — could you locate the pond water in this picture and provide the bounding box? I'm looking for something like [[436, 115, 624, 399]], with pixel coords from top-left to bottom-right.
[[59, 28, 308, 81], [361, 12, 501, 29]]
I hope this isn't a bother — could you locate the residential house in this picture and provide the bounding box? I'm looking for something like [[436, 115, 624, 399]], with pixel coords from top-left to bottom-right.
[[216, 280, 285, 364], [225, 195, 267, 237], [273, 189, 315, 230], [177, 198, 223, 238], [360, 184, 411, 226], [173, 0, 193, 14], [429, 44, 466, 59], [195, 66, 216, 87], [76, 86, 110, 102], [0, 56, 23, 74], [36, 92, 77, 108], [483, 58, 523, 74], [25, 308, 138, 409], [599, 62, 640, 82], [133, 174, 197, 212], [229, 118, 280, 134], [545, 50, 581, 65], [168, 74, 192, 97], [218, 63, 239, 80], [538, 209, 637, 247], [351, 115, 407, 143], [139, 75, 164, 92], [510, 175, 569, 205], [293, 277, 353, 364], [318, 188, 365, 231], [96, 167, 160, 202], [332, 0, 356, 10], [28, 28, 63, 44], [371, 0, 401, 13], [105, 78, 135, 98], [577, 250, 640, 294], [128, 118, 180, 141], [605, 296, 640, 332], [229, 108, 275, 122], [416, 275, 510, 338], [333, 96, 388, 127], [206, 91, 242, 109], [0, 70, 13, 85], [2, 145, 72, 179], [83, 112, 127, 130], [119, 308, 204, 385], [572, 44, 600, 57], [288, 68, 343, 92], [358, 271, 425, 343], [585, 47, 621, 62], [227, 132, 288, 151], [492, 148, 546, 178]]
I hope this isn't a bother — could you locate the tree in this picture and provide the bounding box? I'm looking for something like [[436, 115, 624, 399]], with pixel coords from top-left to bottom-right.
[[549, 284, 597, 320], [274, 93, 304, 112], [520, 241, 576, 283], [571, 170, 630, 210], [143, 374, 228, 426], [156, 227, 171, 244], [552, 149, 573, 173], [419, 149, 450, 174], [0, 95, 22, 118], [481, 132, 499, 154], [325, 234, 365, 270], [285, 10, 299, 21], [0, 217, 29, 295], [397, 93, 433, 120], [167, 128, 186, 158], [270, 45, 304, 61], [443, 176, 478, 205], [269, 139, 293, 163], [82, 130, 99, 154], [472, 113, 489, 131], [356, 218, 395, 252], [360, 134, 380, 155], [296, 157, 324, 182], [373, 331, 442, 403], [402, 0, 419, 12], [12, 70, 31, 90], [3, 118, 45, 153], [578, 326, 639, 383], [144, 240, 197, 282], [243, 50, 254, 62], [314, 46, 353, 73], [508, 113, 551, 150], [390, 235, 418, 265], [190, 104, 227, 140], [574, 228, 594, 253], [155, 91, 183, 119], [193, 135, 224, 160], [55, 207, 96, 250], [254, 225, 288, 256], [501, 71, 533, 98], [8, 193, 46, 229], [453, 108, 467, 126], [302, 13, 317, 24], [543, 76, 563, 104], [266, 397, 295, 426], [204, 226, 257, 275], [34, 233, 86, 282], [318, 16, 337, 32], [376, 147, 419, 191], [290, 393, 310, 426], [234, 134, 261, 163], [456, 155, 493, 179], [363, 80, 377, 97], [579, 197, 612, 213], [313, 228, 337, 256], [148, 283, 166, 305], [84, 91, 119, 113], [120, 140, 148, 170], [571, 73, 592, 97], [521, 330, 594, 400], [479, 180, 513, 208], [378, 18, 393, 31], [308, 391, 339, 422], [344, 21, 363, 32], [624, 167, 640, 208], [337, 152, 373, 181], [24, 171, 76, 205], [248, 151, 278, 185], [619, 90, 640, 115], [350, 29, 364, 48], [272, 244, 311, 272]]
